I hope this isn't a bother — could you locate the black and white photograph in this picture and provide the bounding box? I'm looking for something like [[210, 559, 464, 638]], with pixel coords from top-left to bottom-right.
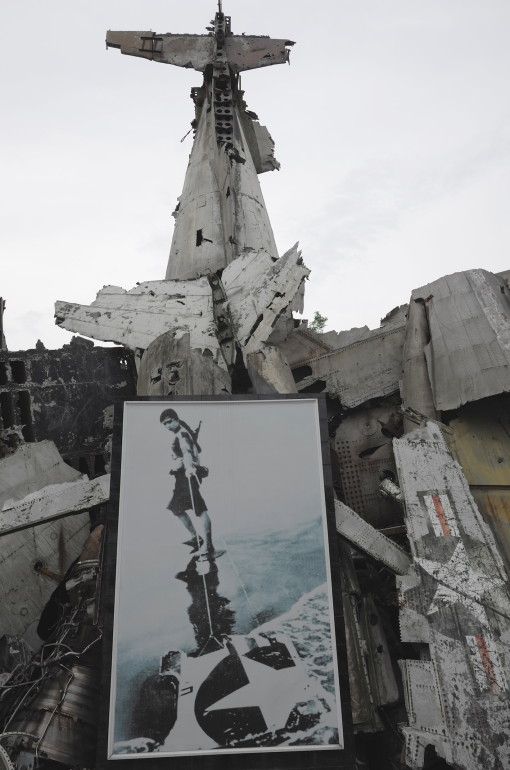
[[107, 399, 342, 758]]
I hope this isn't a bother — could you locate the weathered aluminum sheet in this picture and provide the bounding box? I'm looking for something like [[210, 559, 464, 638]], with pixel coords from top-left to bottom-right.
[[55, 279, 222, 362], [165, 97, 280, 281], [106, 31, 293, 73], [394, 421, 510, 770], [222, 243, 309, 354], [287, 311, 407, 408], [335, 499, 411, 575], [106, 31, 215, 69], [412, 269, 510, 410]]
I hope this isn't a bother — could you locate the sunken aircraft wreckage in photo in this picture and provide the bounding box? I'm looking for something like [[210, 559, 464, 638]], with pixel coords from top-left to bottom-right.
[[0, 4, 509, 770]]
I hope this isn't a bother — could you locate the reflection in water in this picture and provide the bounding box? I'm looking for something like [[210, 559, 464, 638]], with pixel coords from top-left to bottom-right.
[[176, 555, 236, 656]]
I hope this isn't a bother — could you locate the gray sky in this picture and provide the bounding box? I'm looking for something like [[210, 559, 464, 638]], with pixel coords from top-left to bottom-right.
[[2, 1, 510, 350]]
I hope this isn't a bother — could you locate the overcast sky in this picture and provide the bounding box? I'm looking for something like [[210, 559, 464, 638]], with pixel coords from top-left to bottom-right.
[[2, 1, 510, 351]]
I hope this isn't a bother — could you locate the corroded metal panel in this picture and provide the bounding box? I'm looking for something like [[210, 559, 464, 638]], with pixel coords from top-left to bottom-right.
[[394, 422, 510, 770], [412, 269, 510, 410]]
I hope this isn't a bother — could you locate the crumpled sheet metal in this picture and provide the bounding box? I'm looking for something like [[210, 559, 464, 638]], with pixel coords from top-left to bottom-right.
[[55, 246, 308, 368], [220, 243, 309, 354], [289, 317, 406, 409], [1, 475, 110, 535], [393, 421, 510, 770], [412, 268, 510, 410], [55, 279, 223, 363], [335, 499, 411, 576]]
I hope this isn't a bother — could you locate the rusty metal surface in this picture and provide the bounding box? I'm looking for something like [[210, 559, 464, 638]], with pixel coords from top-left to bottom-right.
[[412, 269, 510, 411], [394, 421, 510, 770]]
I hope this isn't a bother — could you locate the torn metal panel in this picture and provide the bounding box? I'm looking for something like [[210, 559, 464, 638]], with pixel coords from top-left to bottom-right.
[[238, 111, 280, 173], [288, 312, 407, 408], [335, 499, 411, 575], [0, 514, 90, 637], [106, 31, 293, 73], [137, 332, 231, 396], [413, 269, 510, 410], [0, 474, 109, 535], [0, 440, 83, 507], [393, 422, 510, 770], [55, 279, 224, 364], [333, 402, 403, 528], [221, 243, 309, 354]]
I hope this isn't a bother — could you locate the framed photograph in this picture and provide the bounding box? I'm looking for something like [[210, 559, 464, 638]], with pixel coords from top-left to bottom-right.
[[100, 397, 347, 767]]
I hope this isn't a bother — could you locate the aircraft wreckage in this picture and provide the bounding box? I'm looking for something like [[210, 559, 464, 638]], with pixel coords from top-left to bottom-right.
[[0, 4, 509, 769]]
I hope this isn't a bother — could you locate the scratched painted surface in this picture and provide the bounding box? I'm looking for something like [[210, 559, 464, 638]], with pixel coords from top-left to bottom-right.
[[394, 422, 510, 770], [55, 280, 222, 362], [413, 269, 510, 410]]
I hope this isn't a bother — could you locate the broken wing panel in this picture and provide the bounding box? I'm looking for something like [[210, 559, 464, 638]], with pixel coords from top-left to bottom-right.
[[55, 280, 223, 365], [106, 31, 215, 69], [224, 36, 294, 72]]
